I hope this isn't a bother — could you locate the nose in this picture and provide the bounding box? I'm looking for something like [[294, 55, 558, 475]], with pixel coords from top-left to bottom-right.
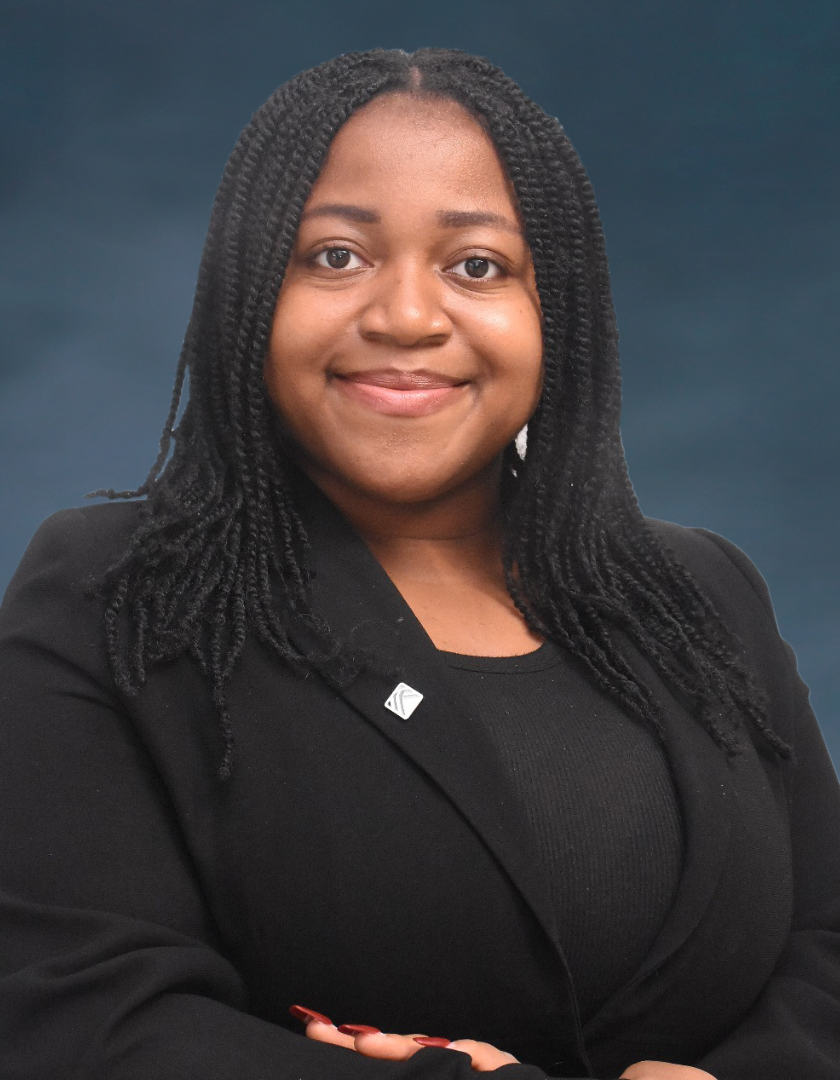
[[358, 258, 453, 347]]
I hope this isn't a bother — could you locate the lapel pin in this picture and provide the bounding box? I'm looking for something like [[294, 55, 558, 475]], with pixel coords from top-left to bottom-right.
[[384, 682, 424, 720]]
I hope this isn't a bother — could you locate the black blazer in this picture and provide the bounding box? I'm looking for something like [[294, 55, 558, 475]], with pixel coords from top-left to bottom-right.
[[0, 490, 838, 1080]]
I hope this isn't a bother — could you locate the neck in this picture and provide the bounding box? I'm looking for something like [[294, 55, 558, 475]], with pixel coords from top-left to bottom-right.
[[301, 460, 506, 585]]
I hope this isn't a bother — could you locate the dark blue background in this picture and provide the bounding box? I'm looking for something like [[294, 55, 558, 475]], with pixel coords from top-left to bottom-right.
[[2, 1, 837, 760]]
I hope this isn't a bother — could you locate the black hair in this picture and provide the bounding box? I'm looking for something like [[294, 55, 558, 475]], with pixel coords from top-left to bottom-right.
[[90, 47, 788, 777]]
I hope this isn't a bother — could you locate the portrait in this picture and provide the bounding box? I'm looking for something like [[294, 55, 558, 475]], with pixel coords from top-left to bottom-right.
[[1, 6, 837, 1079]]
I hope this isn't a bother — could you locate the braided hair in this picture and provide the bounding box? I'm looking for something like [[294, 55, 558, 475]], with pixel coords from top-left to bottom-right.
[[91, 47, 788, 777]]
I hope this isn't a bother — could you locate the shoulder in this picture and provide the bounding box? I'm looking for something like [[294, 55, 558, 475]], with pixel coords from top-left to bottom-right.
[[644, 518, 799, 710], [645, 517, 779, 632], [0, 502, 146, 687], [2, 501, 144, 609], [644, 518, 809, 750]]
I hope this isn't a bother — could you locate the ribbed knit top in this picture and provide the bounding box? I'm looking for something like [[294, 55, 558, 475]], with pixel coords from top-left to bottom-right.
[[441, 639, 684, 1022]]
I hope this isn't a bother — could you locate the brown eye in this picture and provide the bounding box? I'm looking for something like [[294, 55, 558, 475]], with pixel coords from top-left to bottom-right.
[[313, 247, 364, 270], [465, 258, 491, 278], [450, 256, 503, 281], [326, 248, 351, 268]]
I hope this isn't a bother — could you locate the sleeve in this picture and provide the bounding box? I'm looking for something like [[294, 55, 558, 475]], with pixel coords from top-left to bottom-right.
[[0, 509, 550, 1080], [691, 530, 840, 1080]]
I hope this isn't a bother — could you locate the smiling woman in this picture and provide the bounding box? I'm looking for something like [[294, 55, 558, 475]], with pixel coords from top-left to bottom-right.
[[266, 95, 542, 513], [264, 93, 544, 656], [0, 47, 838, 1080]]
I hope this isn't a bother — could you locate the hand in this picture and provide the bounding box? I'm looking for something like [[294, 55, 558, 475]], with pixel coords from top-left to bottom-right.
[[289, 1005, 519, 1072], [620, 1063, 717, 1080]]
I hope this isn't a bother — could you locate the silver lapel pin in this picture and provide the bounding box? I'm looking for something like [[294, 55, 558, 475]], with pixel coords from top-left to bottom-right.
[[384, 682, 424, 720]]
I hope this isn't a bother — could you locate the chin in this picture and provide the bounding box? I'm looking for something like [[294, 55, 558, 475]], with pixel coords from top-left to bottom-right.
[[303, 446, 503, 511], [324, 463, 475, 509], [360, 475, 463, 507]]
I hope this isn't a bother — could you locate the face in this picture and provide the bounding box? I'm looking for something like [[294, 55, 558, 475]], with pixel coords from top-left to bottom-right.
[[264, 93, 543, 511]]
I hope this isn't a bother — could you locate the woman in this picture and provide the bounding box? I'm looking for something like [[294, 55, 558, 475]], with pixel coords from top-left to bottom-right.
[[0, 47, 838, 1080]]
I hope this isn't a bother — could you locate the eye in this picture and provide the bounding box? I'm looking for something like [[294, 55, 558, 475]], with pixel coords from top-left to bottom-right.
[[449, 256, 504, 282], [312, 247, 366, 271]]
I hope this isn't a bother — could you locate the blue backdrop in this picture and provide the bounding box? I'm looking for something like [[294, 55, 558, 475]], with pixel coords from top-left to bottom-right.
[[2, 0, 837, 760]]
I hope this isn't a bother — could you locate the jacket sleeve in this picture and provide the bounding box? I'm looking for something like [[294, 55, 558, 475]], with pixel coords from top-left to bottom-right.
[[0, 508, 550, 1080], [691, 530, 840, 1080]]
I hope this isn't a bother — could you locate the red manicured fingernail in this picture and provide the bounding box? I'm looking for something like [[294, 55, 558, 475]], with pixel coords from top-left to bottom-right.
[[338, 1023, 381, 1035], [414, 1037, 451, 1047], [289, 1004, 333, 1026]]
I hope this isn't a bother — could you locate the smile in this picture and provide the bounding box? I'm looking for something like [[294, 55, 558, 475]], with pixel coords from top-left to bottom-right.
[[332, 369, 469, 418]]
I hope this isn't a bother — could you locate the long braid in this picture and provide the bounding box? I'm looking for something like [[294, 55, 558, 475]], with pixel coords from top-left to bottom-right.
[[428, 51, 787, 756], [93, 47, 788, 775]]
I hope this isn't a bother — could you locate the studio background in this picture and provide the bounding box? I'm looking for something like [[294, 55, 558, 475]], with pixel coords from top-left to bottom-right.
[[1, 1, 838, 761]]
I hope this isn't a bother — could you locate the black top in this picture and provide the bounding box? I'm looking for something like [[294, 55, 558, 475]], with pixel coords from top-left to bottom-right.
[[0, 495, 839, 1080], [441, 642, 683, 1021]]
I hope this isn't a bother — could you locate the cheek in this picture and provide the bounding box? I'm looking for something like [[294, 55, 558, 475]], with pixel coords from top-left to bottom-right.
[[471, 290, 542, 350], [268, 292, 318, 368], [264, 293, 333, 409], [268, 276, 360, 357], [515, 302, 544, 402], [483, 303, 543, 409]]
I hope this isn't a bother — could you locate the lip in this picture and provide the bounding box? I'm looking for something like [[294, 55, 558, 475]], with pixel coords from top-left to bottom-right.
[[332, 368, 469, 417]]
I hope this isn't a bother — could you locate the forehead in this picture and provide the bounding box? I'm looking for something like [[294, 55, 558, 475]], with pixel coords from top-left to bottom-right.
[[305, 93, 519, 214]]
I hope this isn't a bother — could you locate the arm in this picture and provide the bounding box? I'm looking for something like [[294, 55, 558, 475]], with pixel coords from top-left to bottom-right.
[[690, 530, 840, 1079], [696, 654, 840, 1079], [0, 509, 548, 1080]]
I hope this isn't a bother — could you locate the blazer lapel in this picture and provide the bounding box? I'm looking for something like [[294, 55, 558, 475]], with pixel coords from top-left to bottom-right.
[[291, 482, 567, 962], [583, 635, 734, 1036], [284, 481, 594, 1072], [629, 684, 733, 978]]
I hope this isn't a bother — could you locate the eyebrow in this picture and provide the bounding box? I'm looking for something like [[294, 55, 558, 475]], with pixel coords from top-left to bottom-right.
[[300, 203, 379, 225], [437, 209, 522, 235], [300, 203, 522, 235]]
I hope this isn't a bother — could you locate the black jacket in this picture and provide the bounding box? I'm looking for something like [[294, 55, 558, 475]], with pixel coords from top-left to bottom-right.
[[0, 491, 838, 1079]]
